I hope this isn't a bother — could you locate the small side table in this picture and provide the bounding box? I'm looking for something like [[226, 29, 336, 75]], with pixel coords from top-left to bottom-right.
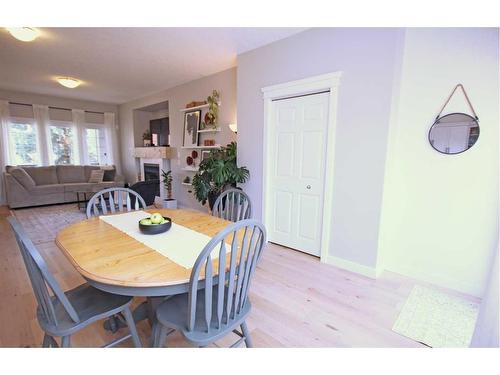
[[76, 191, 93, 210]]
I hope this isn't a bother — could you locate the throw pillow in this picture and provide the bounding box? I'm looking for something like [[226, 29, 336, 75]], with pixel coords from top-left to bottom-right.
[[88, 169, 104, 183]]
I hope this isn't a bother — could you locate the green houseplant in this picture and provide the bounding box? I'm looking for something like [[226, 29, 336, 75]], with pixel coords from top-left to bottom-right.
[[161, 169, 177, 208], [204, 90, 220, 128], [192, 142, 249, 208], [142, 129, 151, 147]]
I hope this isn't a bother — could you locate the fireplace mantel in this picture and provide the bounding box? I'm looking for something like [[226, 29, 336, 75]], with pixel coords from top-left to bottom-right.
[[133, 146, 176, 159]]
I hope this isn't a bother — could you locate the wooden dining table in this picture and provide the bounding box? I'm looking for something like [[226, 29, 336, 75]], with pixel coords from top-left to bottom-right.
[[55, 208, 234, 331]]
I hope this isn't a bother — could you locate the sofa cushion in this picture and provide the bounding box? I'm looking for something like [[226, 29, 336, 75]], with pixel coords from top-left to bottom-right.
[[56, 165, 86, 183], [63, 183, 96, 193], [84, 165, 101, 181], [32, 184, 65, 194], [10, 167, 36, 190], [101, 165, 117, 181], [24, 166, 58, 185]]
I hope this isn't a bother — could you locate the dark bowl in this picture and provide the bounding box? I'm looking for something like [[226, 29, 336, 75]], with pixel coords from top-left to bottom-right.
[[138, 216, 172, 235]]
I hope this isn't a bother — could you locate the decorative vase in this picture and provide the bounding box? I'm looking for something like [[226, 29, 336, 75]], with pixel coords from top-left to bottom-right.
[[162, 198, 177, 209]]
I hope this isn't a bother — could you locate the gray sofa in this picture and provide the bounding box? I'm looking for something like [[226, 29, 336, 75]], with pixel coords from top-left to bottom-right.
[[4, 165, 124, 208]]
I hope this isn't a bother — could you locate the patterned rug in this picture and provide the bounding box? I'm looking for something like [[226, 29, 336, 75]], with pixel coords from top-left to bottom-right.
[[392, 285, 479, 347], [11, 203, 86, 245]]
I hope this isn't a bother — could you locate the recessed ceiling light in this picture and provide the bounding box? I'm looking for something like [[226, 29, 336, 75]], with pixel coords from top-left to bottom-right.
[[57, 77, 82, 89], [6, 27, 40, 42]]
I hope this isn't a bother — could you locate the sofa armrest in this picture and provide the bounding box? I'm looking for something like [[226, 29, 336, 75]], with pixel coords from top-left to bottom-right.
[[4, 173, 30, 206]]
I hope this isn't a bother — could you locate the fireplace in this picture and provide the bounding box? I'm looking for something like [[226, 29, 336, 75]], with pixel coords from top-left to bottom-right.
[[143, 163, 160, 181]]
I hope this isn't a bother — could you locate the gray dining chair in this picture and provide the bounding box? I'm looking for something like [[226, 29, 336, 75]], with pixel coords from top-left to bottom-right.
[[212, 188, 252, 222], [153, 219, 266, 348], [86, 187, 147, 218], [7, 216, 142, 348]]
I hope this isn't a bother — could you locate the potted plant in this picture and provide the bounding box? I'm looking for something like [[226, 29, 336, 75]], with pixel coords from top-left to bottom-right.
[[192, 142, 249, 209], [142, 129, 151, 147], [204, 90, 220, 128], [161, 169, 177, 209]]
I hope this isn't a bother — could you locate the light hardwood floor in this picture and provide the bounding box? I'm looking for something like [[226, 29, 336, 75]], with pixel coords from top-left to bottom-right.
[[0, 205, 430, 348]]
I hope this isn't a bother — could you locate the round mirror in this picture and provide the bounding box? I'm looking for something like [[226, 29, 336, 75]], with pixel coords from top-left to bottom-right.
[[428, 113, 480, 155]]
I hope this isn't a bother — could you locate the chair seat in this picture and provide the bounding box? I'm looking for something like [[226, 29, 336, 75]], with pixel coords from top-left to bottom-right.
[[156, 286, 251, 345], [37, 283, 133, 336]]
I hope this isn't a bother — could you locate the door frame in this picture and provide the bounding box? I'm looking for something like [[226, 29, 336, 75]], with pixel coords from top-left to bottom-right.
[[261, 72, 342, 262]]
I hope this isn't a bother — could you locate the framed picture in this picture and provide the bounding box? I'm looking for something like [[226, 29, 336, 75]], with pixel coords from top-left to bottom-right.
[[201, 150, 211, 161], [183, 110, 201, 147]]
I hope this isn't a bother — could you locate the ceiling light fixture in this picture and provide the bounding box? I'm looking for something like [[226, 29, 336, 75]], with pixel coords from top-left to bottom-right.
[[57, 77, 82, 89], [7, 27, 40, 42]]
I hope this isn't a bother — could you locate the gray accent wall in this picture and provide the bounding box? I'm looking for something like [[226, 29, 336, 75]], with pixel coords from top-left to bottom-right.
[[236, 28, 405, 269]]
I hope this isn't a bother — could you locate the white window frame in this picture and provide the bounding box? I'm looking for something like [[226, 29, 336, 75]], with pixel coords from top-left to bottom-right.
[[47, 119, 80, 165], [7, 116, 42, 166]]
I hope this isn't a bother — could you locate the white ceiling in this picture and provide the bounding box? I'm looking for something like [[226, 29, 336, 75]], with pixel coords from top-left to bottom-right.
[[0, 27, 306, 104]]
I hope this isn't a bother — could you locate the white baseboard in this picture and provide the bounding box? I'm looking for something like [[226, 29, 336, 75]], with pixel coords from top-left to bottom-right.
[[325, 255, 378, 279]]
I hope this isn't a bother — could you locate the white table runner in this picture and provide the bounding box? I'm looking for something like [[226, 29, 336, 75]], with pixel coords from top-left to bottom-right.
[[99, 210, 227, 269]]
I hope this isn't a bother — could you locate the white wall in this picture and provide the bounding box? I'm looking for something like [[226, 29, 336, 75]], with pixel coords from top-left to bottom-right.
[[471, 246, 499, 347], [237, 28, 404, 271], [378, 28, 499, 296], [118, 68, 237, 212]]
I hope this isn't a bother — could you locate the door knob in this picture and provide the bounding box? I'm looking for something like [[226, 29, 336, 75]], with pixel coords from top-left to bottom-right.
[[306, 185, 311, 189]]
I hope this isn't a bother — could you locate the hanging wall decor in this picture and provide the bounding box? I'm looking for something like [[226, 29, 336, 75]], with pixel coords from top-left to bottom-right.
[[428, 84, 480, 155]]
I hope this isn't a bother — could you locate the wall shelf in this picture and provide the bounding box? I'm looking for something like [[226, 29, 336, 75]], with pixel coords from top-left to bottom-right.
[[182, 167, 199, 172], [181, 182, 193, 186], [198, 127, 221, 133], [181, 145, 221, 149], [179, 102, 221, 112]]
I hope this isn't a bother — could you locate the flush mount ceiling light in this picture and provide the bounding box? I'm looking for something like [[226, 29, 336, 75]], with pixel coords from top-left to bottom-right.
[[6, 27, 40, 42], [56, 77, 82, 89]]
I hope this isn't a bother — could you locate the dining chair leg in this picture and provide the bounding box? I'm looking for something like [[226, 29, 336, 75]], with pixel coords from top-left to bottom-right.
[[123, 306, 142, 348], [42, 334, 56, 348], [155, 325, 168, 348], [61, 335, 71, 348], [150, 321, 159, 347], [240, 322, 253, 348]]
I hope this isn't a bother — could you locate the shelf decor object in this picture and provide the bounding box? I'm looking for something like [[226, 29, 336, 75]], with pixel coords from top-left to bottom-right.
[[185, 101, 207, 109], [182, 110, 201, 148], [428, 84, 480, 155], [204, 90, 220, 128]]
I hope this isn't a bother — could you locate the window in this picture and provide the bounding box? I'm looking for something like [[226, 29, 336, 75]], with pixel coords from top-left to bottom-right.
[[7, 118, 40, 166], [48, 122, 78, 165], [84, 127, 109, 165]]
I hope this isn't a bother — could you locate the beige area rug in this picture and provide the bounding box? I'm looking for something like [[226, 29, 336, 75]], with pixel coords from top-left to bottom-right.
[[11, 203, 86, 245], [392, 285, 479, 347]]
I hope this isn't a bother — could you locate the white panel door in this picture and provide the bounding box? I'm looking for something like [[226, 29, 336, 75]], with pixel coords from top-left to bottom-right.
[[268, 92, 329, 256]]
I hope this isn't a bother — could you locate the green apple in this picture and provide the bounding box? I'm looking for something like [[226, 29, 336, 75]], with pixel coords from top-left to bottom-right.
[[150, 213, 163, 225], [140, 219, 152, 225]]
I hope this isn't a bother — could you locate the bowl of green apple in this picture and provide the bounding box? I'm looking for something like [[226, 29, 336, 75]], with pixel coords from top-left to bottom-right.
[[138, 212, 172, 235]]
